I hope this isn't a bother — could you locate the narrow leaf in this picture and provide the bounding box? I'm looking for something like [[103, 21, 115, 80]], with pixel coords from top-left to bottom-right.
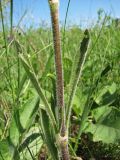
[[39, 109, 59, 160], [19, 54, 57, 132]]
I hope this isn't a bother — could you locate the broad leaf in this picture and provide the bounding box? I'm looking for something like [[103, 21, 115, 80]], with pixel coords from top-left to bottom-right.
[[0, 140, 14, 160], [20, 95, 39, 130], [9, 111, 20, 147], [9, 95, 40, 148], [17, 73, 28, 98], [85, 107, 120, 143], [19, 127, 43, 160], [92, 105, 112, 122], [94, 83, 117, 105]]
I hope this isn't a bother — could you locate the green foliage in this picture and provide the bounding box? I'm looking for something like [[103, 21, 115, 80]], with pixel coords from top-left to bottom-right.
[[0, 1, 120, 158], [19, 127, 43, 160], [19, 54, 57, 131], [0, 95, 42, 159], [66, 29, 91, 130], [85, 107, 120, 143], [9, 112, 20, 147], [0, 140, 14, 160], [9, 95, 40, 146], [39, 109, 59, 160], [19, 95, 40, 130]]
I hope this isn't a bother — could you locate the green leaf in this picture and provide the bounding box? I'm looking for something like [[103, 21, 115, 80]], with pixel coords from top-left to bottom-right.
[[39, 109, 59, 160], [9, 111, 20, 147], [41, 51, 53, 78], [85, 123, 120, 144], [92, 105, 112, 122], [94, 83, 117, 105], [72, 93, 87, 117], [72, 95, 81, 117], [63, 57, 72, 85], [19, 54, 57, 132], [0, 140, 13, 160], [17, 73, 28, 98], [100, 64, 112, 78], [74, 91, 92, 151], [20, 95, 39, 130], [19, 127, 43, 159], [85, 107, 120, 143], [66, 29, 90, 129], [108, 82, 117, 94], [9, 95, 39, 148]]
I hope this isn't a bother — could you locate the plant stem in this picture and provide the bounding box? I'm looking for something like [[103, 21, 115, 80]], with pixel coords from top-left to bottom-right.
[[62, 0, 71, 57], [10, 0, 13, 35], [48, 0, 70, 159]]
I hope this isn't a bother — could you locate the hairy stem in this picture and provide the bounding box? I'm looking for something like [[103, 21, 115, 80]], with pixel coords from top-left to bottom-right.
[[48, 0, 70, 159]]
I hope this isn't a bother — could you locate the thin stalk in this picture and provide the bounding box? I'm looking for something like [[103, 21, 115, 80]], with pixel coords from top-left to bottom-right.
[[13, 40, 22, 102], [48, 0, 70, 159], [10, 0, 13, 35], [17, 50, 20, 95], [62, 0, 71, 57]]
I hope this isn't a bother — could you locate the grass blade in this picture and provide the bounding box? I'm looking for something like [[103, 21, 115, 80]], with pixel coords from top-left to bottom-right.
[[62, 0, 71, 57], [19, 54, 57, 132], [39, 108, 59, 160]]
